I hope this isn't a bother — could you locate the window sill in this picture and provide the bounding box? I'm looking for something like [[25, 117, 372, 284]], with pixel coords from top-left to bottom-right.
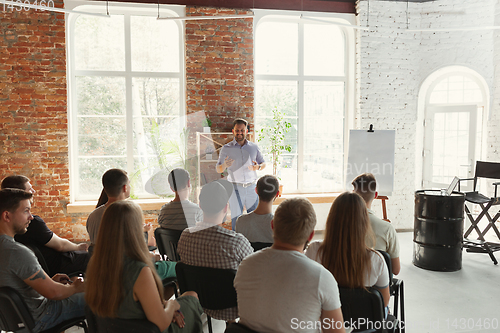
[[274, 193, 341, 205], [67, 198, 170, 214]]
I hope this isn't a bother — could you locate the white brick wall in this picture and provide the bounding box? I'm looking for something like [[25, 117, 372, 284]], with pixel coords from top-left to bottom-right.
[[356, 0, 499, 229]]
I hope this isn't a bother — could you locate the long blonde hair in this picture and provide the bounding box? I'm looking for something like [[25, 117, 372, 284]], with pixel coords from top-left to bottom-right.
[[85, 201, 164, 317], [319, 192, 375, 288]]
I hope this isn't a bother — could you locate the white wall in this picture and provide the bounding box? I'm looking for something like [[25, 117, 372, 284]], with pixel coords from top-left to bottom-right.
[[356, 0, 500, 229]]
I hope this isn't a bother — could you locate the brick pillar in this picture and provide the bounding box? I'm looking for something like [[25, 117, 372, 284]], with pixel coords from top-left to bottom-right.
[[185, 6, 254, 192]]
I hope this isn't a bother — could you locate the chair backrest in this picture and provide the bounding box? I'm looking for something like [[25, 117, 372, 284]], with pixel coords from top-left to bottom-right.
[[225, 322, 259, 333], [377, 250, 393, 283], [474, 161, 500, 190], [154, 228, 183, 262], [0, 287, 35, 333], [250, 242, 273, 252], [25, 244, 51, 277], [85, 306, 161, 333], [475, 161, 500, 180], [175, 262, 237, 310], [339, 287, 389, 333]]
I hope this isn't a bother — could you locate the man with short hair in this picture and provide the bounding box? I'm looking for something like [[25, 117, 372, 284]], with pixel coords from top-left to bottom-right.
[[352, 173, 401, 275], [1, 175, 90, 276], [234, 198, 346, 332], [0, 188, 85, 332], [216, 118, 266, 230], [178, 179, 253, 322], [235, 174, 279, 244], [158, 168, 203, 230], [86, 168, 130, 244]]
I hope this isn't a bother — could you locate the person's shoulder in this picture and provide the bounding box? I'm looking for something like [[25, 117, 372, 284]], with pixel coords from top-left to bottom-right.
[[1, 236, 34, 255], [369, 249, 386, 265], [89, 204, 106, 214], [368, 210, 394, 230]]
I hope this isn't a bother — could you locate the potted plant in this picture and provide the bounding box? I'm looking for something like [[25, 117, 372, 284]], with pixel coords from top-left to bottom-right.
[[202, 117, 212, 133], [257, 107, 292, 194]]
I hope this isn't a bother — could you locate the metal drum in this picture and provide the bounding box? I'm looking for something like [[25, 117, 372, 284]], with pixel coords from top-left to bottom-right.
[[413, 190, 465, 272]]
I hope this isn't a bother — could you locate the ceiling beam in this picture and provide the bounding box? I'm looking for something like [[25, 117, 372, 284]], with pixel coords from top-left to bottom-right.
[[96, 0, 356, 14]]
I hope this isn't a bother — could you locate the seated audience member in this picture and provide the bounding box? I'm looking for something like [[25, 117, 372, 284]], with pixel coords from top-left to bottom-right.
[[306, 192, 390, 311], [95, 188, 156, 248], [85, 200, 203, 333], [158, 168, 202, 231], [234, 198, 346, 332], [352, 173, 401, 275], [86, 168, 130, 244], [177, 179, 253, 323], [235, 175, 279, 244], [0, 188, 85, 332], [1, 175, 89, 276], [87, 169, 175, 280]]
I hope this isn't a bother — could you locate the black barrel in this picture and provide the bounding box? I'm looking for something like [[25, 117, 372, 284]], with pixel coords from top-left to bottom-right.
[[413, 190, 465, 272]]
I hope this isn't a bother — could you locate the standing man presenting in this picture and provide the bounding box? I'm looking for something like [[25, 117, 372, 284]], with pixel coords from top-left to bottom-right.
[[216, 118, 266, 230]]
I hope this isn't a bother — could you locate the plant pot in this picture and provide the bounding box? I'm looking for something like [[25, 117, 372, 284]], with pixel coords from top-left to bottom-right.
[[278, 184, 283, 197], [203, 127, 211, 133]]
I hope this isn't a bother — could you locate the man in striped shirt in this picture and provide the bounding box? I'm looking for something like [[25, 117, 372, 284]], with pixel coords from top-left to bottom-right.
[[158, 168, 203, 231]]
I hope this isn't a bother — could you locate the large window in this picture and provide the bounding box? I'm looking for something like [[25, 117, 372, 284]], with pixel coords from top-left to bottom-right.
[[254, 11, 353, 193], [67, 4, 185, 201], [421, 68, 488, 190]]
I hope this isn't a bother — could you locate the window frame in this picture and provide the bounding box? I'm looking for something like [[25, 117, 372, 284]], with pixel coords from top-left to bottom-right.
[[65, 1, 186, 202], [253, 9, 356, 194]]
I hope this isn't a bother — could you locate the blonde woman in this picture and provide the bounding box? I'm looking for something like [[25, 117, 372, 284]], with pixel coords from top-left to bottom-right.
[[85, 201, 203, 332], [305, 192, 390, 312]]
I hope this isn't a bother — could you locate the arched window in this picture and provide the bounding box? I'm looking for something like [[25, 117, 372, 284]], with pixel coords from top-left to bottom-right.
[[420, 67, 488, 189], [67, 4, 185, 201], [254, 10, 355, 193]]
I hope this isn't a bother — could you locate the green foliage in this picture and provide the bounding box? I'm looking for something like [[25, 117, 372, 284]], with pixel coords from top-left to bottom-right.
[[202, 117, 212, 127], [257, 107, 293, 177]]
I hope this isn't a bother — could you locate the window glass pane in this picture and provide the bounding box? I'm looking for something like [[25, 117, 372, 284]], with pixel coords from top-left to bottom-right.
[[256, 21, 298, 75], [303, 81, 344, 192], [131, 16, 180, 72], [76, 76, 126, 116], [132, 77, 182, 197], [431, 111, 470, 184], [76, 76, 126, 156], [304, 24, 344, 76], [132, 78, 180, 117], [74, 15, 125, 71], [78, 157, 126, 197], [255, 80, 298, 191]]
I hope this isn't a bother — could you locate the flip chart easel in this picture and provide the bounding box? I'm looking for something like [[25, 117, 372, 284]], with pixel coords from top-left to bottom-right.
[[347, 125, 395, 222]]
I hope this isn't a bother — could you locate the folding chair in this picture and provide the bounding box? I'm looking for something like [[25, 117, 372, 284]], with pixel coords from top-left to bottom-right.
[[378, 251, 404, 333], [154, 228, 183, 262], [458, 161, 500, 265], [250, 242, 272, 252], [225, 322, 259, 333], [85, 305, 161, 333], [339, 286, 398, 333], [154, 228, 183, 297], [0, 287, 88, 333], [175, 262, 237, 333]]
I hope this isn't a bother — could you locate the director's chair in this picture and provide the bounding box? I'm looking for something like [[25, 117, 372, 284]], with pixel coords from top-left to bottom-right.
[[458, 161, 500, 265]]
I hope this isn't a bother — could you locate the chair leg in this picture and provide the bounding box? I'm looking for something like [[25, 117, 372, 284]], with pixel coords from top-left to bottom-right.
[[207, 315, 213, 333], [400, 281, 405, 333]]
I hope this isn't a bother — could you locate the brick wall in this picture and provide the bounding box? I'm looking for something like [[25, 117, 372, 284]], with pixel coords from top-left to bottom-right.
[[356, 0, 499, 228], [0, 2, 84, 238]]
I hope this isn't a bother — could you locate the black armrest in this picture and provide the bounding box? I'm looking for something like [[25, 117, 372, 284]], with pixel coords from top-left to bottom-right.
[[459, 178, 475, 182], [458, 178, 476, 192], [493, 182, 500, 198]]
